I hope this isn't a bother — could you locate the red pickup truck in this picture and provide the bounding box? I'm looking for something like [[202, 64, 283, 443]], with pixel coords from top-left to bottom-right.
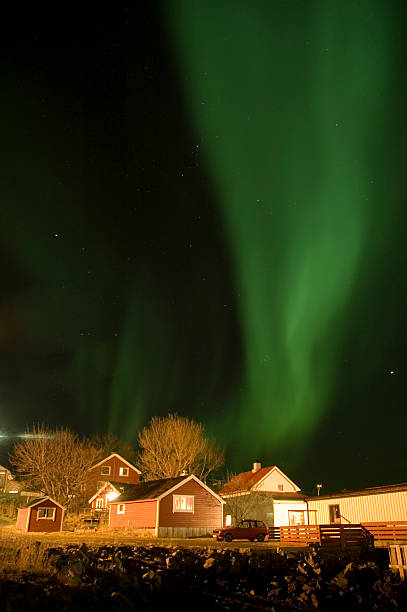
[[213, 519, 268, 542]]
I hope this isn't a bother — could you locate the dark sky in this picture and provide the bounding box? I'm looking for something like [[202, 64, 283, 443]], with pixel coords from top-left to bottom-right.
[[1, 2, 406, 495]]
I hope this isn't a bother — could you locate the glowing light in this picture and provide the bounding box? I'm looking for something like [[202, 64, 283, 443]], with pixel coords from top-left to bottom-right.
[[106, 491, 120, 502]]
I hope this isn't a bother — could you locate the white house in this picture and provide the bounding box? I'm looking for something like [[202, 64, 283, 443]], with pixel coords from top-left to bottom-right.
[[219, 462, 310, 527]]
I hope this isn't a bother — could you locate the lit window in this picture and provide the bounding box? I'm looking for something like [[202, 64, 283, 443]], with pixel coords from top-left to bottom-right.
[[101, 466, 111, 476], [37, 507, 56, 520], [96, 498, 104, 509], [173, 495, 194, 513], [288, 510, 305, 525], [278, 484, 284, 491], [225, 514, 232, 526], [119, 467, 129, 477], [117, 504, 125, 514]]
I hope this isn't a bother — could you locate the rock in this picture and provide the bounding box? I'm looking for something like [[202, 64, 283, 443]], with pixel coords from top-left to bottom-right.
[[142, 570, 155, 580], [310, 592, 319, 608], [110, 591, 135, 609], [332, 571, 348, 588], [204, 557, 216, 569], [57, 567, 82, 588]]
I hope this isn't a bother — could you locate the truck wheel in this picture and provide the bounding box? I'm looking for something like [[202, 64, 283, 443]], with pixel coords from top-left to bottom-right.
[[257, 534, 265, 542], [224, 533, 233, 543]]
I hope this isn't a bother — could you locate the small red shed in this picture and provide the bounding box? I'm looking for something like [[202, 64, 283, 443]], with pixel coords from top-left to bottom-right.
[[108, 474, 224, 537], [16, 496, 65, 532]]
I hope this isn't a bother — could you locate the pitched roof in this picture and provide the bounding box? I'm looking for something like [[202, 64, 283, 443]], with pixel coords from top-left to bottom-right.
[[111, 477, 187, 503], [90, 452, 141, 474], [20, 496, 65, 509], [219, 467, 276, 495], [307, 482, 407, 501], [109, 474, 225, 504]]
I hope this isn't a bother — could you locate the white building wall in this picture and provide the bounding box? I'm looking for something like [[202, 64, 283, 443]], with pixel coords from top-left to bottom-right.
[[254, 469, 299, 492], [273, 501, 309, 527], [307, 491, 407, 524]]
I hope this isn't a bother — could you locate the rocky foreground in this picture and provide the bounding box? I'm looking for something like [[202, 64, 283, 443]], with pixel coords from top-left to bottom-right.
[[0, 543, 406, 611]]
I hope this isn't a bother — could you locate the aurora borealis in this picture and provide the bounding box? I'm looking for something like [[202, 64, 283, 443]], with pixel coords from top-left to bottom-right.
[[1, 2, 406, 492]]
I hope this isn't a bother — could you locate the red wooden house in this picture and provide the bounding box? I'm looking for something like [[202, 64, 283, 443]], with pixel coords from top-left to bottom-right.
[[16, 496, 65, 532], [85, 453, 141, 502], [108, 474, 224, 537]]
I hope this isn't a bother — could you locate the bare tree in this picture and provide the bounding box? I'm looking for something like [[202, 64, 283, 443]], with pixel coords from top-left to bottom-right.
[[137, 414, 224, 481], [10, 425, 101, 510], [221, 474, 273, 524], [89, 432, 138, 465]]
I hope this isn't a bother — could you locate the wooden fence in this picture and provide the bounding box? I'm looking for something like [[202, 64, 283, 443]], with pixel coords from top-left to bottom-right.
[[388, 545, 407, 580], [267, 524, 373, 547], [362, 522, 407, 542]]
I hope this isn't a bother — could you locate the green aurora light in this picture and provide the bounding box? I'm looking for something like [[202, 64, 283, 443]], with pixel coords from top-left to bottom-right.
[[165, 0, 394, 460]]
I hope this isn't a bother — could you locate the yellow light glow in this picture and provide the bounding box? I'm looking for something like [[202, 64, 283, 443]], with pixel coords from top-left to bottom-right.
[[106, 491, 120, 501]]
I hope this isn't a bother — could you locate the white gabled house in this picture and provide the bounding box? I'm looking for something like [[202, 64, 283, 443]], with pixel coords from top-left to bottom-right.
[[220, 462, 310, 527]]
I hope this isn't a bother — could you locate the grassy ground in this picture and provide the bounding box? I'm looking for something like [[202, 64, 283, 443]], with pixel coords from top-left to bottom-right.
[[0, 523, 278, 550]]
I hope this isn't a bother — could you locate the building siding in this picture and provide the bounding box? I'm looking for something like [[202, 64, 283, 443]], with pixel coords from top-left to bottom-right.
[[255, 470, 298, 493], [90, 483, 118, 509], [308, 490, 407, 524], [273, 500, 309, 526], [16, 507, 29, 531], [159, 480, 222, 529], [109, 499, 157, 529], [86, 456, 140, 499], [25, 499, 64, 532]]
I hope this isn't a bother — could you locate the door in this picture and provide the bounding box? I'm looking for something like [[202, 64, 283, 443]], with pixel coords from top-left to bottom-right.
[[329, 504, 341, 524]]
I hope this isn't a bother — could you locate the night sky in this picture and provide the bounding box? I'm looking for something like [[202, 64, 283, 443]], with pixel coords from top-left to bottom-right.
[[1, 1, 406, 495]]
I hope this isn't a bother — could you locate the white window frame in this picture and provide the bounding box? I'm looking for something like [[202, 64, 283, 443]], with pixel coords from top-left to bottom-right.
[[117, 504, 125, 514], [173, 494, 194, 513], [95, 498, 104, 509], [119, 467, 129, 477], [37, 507, 56, 520], [288, 510, 305, 525], [101, 466, 111, 476]]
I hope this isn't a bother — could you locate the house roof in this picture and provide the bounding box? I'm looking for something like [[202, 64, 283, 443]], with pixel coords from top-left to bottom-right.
[[19, 496, 65, 509], [90, 452, 141, 474], [110, 474, 224, 504], [219, 467, 275, 495], [307, 482, 407, 501], [268, 492, 307, 501], [110, 477, 188, 503]]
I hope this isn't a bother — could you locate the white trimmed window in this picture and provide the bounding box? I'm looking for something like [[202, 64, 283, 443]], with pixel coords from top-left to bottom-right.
[[101, 466, 111, 476], [119, 467, 129, 477], [95, 498, 104, 509], [278, 484, 284, 491], [173, 495, 194, 513], [37, 507, 56, 520], [117, 504, 125, 514], [288, 510, 305, 526]]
